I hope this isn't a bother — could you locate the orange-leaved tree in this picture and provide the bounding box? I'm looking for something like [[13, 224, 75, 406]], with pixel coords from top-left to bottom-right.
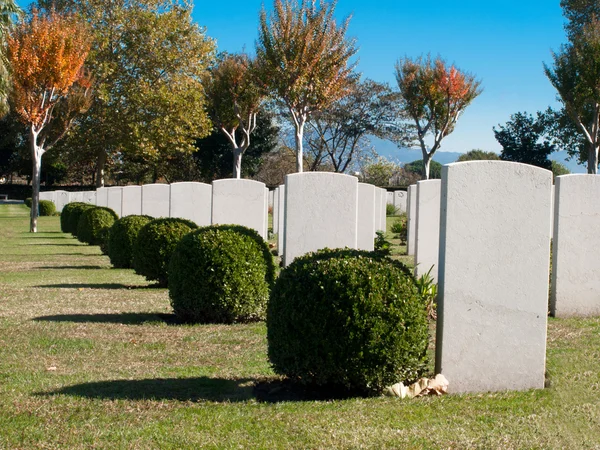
[[395, 55, 481, 179], [7, 9, 92, 232]]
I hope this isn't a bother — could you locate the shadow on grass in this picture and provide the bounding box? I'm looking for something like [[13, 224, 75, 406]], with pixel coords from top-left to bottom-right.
[[38, 377, 367, 403], [38, 265, 107, 270], [33, 312, 181, 325], [35, 282, 160, 290], [29, 243, 85, 247]]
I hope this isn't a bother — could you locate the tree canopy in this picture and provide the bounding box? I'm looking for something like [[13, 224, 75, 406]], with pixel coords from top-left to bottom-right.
[[456, 149, 500, 162]]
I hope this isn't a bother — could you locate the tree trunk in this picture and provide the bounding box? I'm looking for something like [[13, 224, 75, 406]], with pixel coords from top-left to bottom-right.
[[422, 151, 432, 180], [29, 127, 42, 233], [233, 147, 243, 179], [587, 142, 599, 174], [295, 126, 304, 173], [95, 149, 107, 188]]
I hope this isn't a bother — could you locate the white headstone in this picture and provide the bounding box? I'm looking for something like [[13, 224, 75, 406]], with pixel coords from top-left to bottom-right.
[[82, 191, 96, 205], [54, 190, 70, 212], [169, 182, 211, 226], [69, 191, 84, 203], [379, 188, 387, 232], [394, 190, 408, 214], [211, 179, 268, 238], [407, 184, 417, 256], [357, 183, 376, 251], [141, 184, 170, 218], [277, 185, 285, 256], [264, 187, 269, 237], [121, 186, 142, 217], [374, 188, 383, 233], [268, 189, 275, 209], [272, 187, 280, 234], [96, 187, 108, 207], [414, 180, 442, 281], [386, 191, 394, 205], [107, 187, 123, 217], [436, 161, 552, 394], [39, 191, 56, 204], [284, 172, 358, 266], [551, 175, 600, 317]]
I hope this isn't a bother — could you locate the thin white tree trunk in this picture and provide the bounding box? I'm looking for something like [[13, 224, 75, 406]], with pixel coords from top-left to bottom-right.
[[95, 149, 107, 188], [295, 126, 304, 173], [30, 127, 43, 233], [588, 142, 599, 174], [233, 148, 243, 179]]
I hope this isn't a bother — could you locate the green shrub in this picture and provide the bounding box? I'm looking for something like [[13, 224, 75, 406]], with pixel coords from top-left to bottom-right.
[[108, 215, 153, 268], [267, 248, 429, 395], [169, 227, 270, 323], [391, 213, 408, 244], [373, 230, 391, 257], [77, 207, 118, 246], [68, 203, 95, 237], [24, 198, 32, 208], [133, 218, 197, 286], [386, 203, 397, 216], [39, 200, 56, 216], [61, 202, 89, 234]]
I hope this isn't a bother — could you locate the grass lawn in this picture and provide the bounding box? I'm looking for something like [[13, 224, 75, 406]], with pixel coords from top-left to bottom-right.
[[1, 204, 600, 448]]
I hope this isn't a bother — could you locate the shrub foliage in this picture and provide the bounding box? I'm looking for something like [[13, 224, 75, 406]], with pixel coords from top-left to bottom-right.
[[68, 203, 95, 237], [77, 206, 118, 246], [108, 215, 153, 268], [133, 218, 197, 286], [169, 227, 270, 323], [267, 248, 429, 394], [60, 202, 88, 234], [38, 200, 56, 216]]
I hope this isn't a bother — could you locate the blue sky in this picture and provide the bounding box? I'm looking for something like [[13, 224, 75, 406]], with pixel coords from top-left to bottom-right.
[[194, 0, 567, 156]]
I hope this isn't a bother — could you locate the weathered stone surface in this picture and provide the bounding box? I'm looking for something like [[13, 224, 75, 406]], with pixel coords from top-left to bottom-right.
[[69, 191, 84, 203], [54, 190, 70, 212], [272, 187, 280, 234], [407, 184, 417, 256], [394, 190, 408, 214], [277, 185, 285, 256], [141, 184, 170, 218], [379, 188, 387, 232], [357, 183, 376, 251], [283, 172, 358, 266], [39, 191, 56, 204], [211, 179, 268, 238], [551, 175, 600, 317], [169, 182, 211, 226], [121, 186, 142, 217], [387, 191, 394, 205], [107, 187, 123, 217], [96, 187, 108, 207], [414, 180, 441, 281], [374, 188, 383, 233], [82, 191, 96, 204], [435, 161, 552, 394]]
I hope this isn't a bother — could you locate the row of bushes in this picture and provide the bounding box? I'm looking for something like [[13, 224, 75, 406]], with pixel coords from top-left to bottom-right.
[[59, 203, 430, 395], [25, 198, 56, 216]]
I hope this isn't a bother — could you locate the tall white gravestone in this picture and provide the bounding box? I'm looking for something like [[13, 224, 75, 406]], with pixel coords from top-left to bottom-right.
[[394, 190, 407, 214], [82, 191, 96, 205], [407, 184, 417, 255], [283, 172, 358, 266], [69, 191, 84, 203], [141, 184, 170, 218], [436, 161, 552, 393], [277, 185, 285, 256], [272, 187, 280, 234], [54, 190, 70, 212], [379, 188, 387, 232], [551, 175, 600, 317], [211, 179, 268, 238], [414, 180, 442, 281], [357, 183, 376, 251], [374, 188, 383, 233], [96, 187, 108, 207], [121, 186, 142, 217], [169, 182, 211, 226], [106, 187, 123, 217]]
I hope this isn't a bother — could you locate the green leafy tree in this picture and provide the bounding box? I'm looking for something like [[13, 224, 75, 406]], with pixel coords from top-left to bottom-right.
[[456, 149, 500, 162], [551, 160, 571, 179], [404, 159, 443, 179], [359, 156, 402, 187], [494, 112, 554, 170], [203, 53, 264, 179], [394, 55, 481, 180], [39, 0, 216, 186], [255, 0, 358, 173]]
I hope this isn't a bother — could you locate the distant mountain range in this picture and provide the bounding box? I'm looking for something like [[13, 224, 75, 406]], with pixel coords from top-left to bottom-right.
[[371, 137, 587, 174]]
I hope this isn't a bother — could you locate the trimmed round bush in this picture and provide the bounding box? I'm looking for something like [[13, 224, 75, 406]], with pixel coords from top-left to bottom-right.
[[38, 200, 56, 216], [68, 203, 95, 237], [267, 248, 429, 395], [133, 218, 197, 286], [108, 215, 153, 268], [61, 202, 89, 234], [77, 206, 118, 246], [24, 198, 32, 208], [169, 227, 270, 323]]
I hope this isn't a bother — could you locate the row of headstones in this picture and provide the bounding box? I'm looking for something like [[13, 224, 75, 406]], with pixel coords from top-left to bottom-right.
[[400, 162, 600, 394]]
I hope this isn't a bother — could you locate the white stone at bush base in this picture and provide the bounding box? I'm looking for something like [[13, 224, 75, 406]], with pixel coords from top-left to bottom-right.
[[54, 190, 70, 212], [141, 184, 170, 218], [435, 161, 552, 394], [551, 175, 600, 317], [277, 185, 285, 256], [169, 182, 211, 226], [406, 184, 417, 255], [283, 172, 358, 266], [121, 186, 142, 217], [211, 179, 268, 238], [394, 190, 408, 214], [96, 187, 108, 207], [414, 180, 441, 281], [357, 183, 376, 251], [107, 187, 123, 217]]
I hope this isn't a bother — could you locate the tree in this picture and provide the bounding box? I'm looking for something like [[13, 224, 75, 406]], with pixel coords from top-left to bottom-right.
[[7, 9, 91, 232], [40, 0, 215, 186], [561, 0, 600, 40], [202, 53, 264, 179], [0, 0, 21, 116], [358, 156, 402, 187], [494, 112, 554, 170], [394, 55, 481, 180], [404, 159, 443, 179], [551, 160, 571, 179], [305, 79, 399, 173], [456, 149, 500, 162], [255, 0, 357, 172]]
